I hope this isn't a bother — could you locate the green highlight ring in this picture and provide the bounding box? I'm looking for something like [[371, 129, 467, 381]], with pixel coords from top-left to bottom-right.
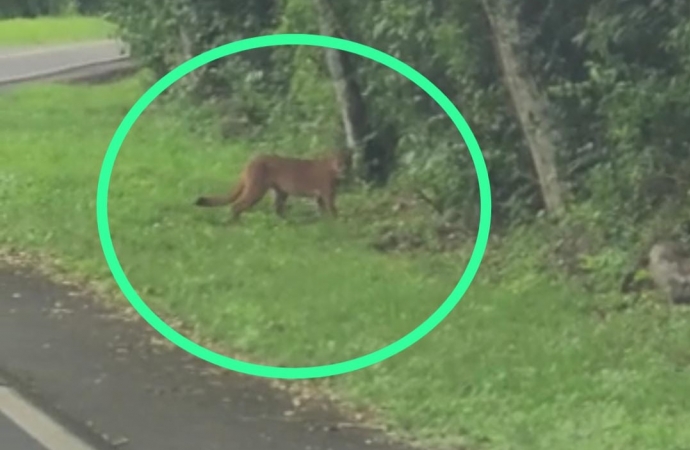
[[96, 33, 492, 379]]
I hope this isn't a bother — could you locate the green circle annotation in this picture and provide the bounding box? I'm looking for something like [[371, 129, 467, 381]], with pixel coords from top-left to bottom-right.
[[96, 33, 492, 380]]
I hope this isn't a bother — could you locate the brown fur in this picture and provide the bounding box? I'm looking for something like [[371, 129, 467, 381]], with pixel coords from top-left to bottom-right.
[[195, 150, 352, 220]]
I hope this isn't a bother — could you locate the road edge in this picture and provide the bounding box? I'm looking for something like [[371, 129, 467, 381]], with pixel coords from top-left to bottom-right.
[[0, 55, 134, 88]]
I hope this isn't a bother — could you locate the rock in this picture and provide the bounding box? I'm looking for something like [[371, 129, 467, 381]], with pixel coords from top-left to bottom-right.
[[648, 241, 690, 305]]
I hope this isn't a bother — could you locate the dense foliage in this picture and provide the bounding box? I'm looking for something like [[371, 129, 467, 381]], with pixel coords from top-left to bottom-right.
[[104, 0, 690, 236]]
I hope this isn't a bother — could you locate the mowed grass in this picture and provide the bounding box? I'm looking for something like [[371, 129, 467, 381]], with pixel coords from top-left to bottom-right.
[[1, 78, 690, 450], [0, 16, 114, 46]]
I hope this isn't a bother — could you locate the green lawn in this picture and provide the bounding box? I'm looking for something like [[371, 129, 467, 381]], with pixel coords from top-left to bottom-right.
[[0, 16, 114, 46], [1, 78, 689, 450]]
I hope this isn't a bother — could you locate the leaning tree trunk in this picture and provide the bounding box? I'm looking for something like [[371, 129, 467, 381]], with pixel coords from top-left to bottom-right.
[[480, 0, 566, 216], [312, 0, 393, 184]]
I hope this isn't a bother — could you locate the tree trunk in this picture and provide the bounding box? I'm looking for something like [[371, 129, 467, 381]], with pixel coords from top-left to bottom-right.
[[480, 0, 566, 216], [312, 0, 394, 184]]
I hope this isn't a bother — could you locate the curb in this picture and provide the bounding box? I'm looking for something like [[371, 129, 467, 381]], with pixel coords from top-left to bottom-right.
[[0, 55, 133, 88], [0, 40, 124, 60]]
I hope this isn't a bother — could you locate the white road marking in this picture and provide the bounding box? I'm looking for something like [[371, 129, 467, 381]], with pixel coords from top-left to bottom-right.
[[0, 386, 97, 450]]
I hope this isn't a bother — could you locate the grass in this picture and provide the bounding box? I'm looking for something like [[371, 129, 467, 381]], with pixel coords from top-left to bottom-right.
[[0, 16, 115, 46], [1, 77, 690, 450]]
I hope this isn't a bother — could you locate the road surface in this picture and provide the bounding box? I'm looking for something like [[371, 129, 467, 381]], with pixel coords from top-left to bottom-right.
[[0, 40, 131, 87], [0, 42, 412, 450]]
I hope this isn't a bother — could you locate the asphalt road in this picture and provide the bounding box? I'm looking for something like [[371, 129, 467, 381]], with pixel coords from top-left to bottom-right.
[[0, 42, 412, 450], [0, 411, 45, 450], [0, 40, 128, 86]]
